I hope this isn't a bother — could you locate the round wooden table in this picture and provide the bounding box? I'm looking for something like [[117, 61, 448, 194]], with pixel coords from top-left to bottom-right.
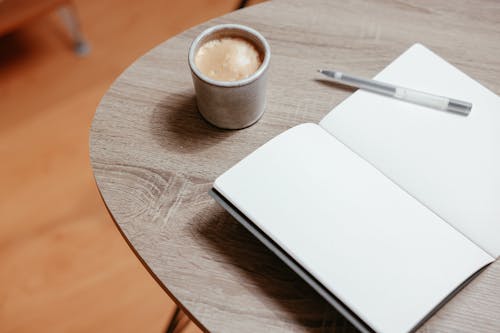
[[90, 1, 500, 331]]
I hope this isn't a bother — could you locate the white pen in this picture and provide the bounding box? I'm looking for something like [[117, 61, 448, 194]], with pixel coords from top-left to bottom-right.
[[318, 69, 472, 116]]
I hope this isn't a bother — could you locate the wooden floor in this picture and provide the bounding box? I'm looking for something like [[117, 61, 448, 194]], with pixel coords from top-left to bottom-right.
[[0, 0, 262, 332]]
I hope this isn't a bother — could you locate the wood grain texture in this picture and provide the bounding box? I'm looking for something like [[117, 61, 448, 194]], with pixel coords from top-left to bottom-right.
[[89, 0, 500, 331]]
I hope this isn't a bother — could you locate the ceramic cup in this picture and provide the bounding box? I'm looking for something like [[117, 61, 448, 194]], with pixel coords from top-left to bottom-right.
[[188, 24, 271, 129]]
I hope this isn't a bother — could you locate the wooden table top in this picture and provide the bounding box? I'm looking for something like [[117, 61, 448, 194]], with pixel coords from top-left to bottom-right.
[[89, 1, 500, 331]]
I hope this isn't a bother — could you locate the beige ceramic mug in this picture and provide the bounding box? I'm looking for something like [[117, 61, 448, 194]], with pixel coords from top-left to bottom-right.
[[188, 24, 271, 129]]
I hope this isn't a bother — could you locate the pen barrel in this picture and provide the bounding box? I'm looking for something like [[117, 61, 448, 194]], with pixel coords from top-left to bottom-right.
[[394, 88, 471, 115], [320, 70, 472, 115], [394, 88, 448, 110], [340, 74, 396, 96]]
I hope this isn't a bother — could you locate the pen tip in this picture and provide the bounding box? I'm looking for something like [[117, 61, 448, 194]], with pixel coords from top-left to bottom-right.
[[317, 69, 323, 73]]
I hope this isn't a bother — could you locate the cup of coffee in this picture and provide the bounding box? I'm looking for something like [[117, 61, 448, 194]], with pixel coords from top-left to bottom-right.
[[188, 24, 271, 129]]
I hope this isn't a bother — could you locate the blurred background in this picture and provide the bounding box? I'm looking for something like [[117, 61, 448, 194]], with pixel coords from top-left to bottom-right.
[[0, 0, 263, 332]]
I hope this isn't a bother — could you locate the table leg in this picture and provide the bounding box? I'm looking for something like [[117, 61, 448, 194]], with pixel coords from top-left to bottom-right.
[[238, 0, 249, 9], [165, 306, 180, 333]]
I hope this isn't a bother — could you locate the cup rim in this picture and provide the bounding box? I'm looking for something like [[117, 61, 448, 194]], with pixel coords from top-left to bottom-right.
[[188, 24, 271, 87]]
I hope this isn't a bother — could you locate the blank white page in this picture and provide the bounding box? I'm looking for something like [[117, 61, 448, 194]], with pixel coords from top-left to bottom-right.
[[320, 44, 500, 257], [214, 124, 492, 333]]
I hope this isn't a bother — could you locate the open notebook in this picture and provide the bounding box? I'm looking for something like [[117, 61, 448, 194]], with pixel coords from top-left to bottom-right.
[[209, 44, 500, 333]]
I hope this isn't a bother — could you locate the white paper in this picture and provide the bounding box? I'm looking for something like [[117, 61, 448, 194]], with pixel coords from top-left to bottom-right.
[[320, 44, 500, 257], [215, 124, 493, 333]]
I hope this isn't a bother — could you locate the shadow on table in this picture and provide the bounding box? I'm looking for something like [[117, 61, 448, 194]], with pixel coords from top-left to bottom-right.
[[151, 92, 235, 154], [314, 79, 357, 93], [193, 208, 359, 332]]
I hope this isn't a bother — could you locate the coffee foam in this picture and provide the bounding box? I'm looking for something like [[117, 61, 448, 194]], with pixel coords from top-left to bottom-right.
[[195, 37, 262, 82]]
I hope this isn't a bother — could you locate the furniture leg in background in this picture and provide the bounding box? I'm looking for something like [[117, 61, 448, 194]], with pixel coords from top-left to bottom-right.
[[0, 0, 89, 56], [57, 2, 90, 56]]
